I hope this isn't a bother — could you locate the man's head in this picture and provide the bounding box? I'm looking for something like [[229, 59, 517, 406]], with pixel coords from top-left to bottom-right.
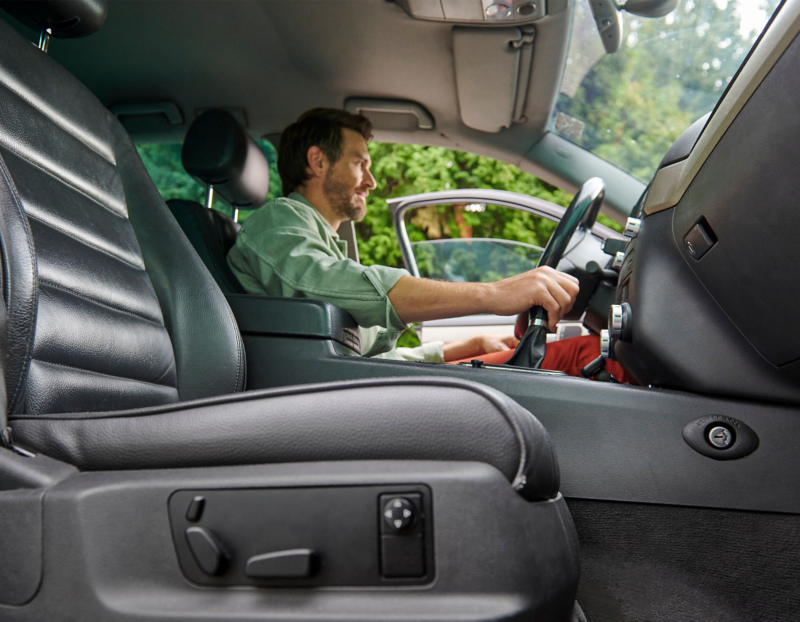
[[279, 108, 375, 223]]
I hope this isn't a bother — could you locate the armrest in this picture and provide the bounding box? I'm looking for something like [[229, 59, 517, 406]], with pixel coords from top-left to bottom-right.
[[225, 294, 361, 353], [11, 377, 559, 502]]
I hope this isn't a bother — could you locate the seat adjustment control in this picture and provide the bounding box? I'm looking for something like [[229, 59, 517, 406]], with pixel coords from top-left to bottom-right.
[[245, 549, 315, 579], [379, 494, 426, 578], [185, 527, 226, 576], [185, 495, 205, 522], [383, 497, 416, 531]]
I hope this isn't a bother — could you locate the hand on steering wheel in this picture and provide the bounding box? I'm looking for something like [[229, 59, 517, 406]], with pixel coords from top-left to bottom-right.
[[505, 177, 605, 368]]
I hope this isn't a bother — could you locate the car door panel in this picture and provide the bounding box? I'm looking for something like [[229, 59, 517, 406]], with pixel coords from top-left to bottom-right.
[[239, 334, 800, 620]]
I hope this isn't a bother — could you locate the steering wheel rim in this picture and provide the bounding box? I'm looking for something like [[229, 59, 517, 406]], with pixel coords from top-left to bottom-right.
[[505, 177, 605, 368]]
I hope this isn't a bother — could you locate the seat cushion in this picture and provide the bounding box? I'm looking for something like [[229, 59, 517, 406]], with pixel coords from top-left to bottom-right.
[[10, 377, 561, 502]]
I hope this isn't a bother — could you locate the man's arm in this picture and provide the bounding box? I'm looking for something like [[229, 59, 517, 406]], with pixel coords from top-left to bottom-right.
[[387, 266, 580, 331]]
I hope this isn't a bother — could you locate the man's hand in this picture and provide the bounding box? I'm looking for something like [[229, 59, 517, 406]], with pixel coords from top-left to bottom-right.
[[487, 266, 579, 331], [442, 333, 520, 362]]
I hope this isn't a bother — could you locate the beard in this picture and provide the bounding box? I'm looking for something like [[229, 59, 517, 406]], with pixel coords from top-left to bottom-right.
[[323, 169, 367, 222]]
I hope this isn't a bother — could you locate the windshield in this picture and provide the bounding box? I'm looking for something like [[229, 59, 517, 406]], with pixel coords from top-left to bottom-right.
[[552, 0, 781, 182]]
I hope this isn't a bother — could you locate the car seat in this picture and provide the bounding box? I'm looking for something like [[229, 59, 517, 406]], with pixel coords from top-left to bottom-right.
[[0, 1, 580, 620], [167, 108, 260, 294], [171, 108, 362, 296]]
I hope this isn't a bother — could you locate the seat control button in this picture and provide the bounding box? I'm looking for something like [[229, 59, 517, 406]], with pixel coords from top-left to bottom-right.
[[185, 527, 226, 576], [381, 535, 425, 577], [383, 497, 415, 531], [185, 495, 205, 522], [245, 549, 315, 579]]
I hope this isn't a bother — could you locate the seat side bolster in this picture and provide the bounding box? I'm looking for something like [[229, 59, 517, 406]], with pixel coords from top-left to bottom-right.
[[10, 377, 560, 501]]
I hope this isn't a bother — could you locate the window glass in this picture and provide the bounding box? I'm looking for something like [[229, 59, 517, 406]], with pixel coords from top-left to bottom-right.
[[403, 203, 554, 282], [552, 0, 781, 182], [135, 140, 281, 221]]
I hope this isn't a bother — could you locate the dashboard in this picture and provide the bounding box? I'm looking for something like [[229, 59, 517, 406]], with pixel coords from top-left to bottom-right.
[[611, 31, 800, 405]]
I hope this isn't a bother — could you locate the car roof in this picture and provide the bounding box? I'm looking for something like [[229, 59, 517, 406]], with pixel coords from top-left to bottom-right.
[[5, 0, 646, 217]]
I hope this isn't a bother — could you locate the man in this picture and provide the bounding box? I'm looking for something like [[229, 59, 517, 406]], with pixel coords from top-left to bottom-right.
[[227, 108, 593, 367]]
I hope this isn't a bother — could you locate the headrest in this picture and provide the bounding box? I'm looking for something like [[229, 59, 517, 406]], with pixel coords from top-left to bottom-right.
[[182, 110, 270, 208], [0, 0, 108, 38]]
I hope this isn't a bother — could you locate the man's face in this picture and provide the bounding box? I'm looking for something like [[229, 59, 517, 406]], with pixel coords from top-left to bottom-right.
[[322, 128, 376, 222]]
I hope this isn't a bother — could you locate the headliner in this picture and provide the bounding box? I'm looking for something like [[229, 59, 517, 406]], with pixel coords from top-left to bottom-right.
[[12, 0, 572, 165]]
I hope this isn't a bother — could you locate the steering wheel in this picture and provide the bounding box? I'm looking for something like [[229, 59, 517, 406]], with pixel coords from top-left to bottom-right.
[[505, 177, 605, 368]]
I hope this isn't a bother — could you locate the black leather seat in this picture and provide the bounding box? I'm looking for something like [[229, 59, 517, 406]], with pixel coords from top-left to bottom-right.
[[168, 108, 271, 295], [168, 197, 246, 294], [0, 2, 579, 620]]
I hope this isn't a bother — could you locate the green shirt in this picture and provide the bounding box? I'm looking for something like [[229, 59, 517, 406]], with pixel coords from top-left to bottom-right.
[[227, 193, 443, 362]]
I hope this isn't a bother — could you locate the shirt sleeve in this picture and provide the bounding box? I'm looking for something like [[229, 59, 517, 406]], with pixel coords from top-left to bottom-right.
[[234, 224, 410, 331]]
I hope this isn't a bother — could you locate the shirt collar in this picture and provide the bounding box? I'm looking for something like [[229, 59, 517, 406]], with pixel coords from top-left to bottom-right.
[[287, 192, 338, 238]]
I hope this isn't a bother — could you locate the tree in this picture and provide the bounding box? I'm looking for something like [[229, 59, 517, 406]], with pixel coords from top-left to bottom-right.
[[555, 0, 778, 181]]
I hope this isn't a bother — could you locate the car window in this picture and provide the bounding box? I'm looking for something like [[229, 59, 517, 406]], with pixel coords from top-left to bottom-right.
[[135, 140, 282, 222], [403, 202, 553, 282], [361, 141, 623, 274], [552, 0, 781, 182]]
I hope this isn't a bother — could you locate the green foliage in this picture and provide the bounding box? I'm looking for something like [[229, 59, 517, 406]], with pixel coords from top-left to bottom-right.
[[556, 0, 778, 181], [135, 140, 282, 221], [358, 142, 580, 269]]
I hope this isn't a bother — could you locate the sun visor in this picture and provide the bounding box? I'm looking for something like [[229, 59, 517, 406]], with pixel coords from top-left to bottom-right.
[[453, 26, 535, 133]]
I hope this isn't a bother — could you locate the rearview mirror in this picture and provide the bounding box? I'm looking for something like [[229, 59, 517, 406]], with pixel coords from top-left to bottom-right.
[[622, 0, 679, 18], [591, 0, 678, 54]]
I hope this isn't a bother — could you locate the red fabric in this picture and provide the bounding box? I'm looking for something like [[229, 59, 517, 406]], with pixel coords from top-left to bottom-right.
[[446, 334, 633, 384]]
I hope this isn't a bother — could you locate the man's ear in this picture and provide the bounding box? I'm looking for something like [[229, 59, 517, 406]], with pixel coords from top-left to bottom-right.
[[305, 146, 328, 180]]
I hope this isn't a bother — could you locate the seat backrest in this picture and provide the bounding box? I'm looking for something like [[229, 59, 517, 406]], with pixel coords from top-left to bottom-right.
[[167, 199, 246, 294], [0, 6, 245, 415]]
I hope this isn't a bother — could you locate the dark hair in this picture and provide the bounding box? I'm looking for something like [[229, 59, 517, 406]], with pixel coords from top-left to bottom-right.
[[278, 108, 373, 195]]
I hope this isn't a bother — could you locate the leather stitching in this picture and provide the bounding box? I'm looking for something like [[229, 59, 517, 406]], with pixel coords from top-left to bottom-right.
[[38, 279, 165, 327], [0, 151, 38, 414], [30, 358, 178, 390], [26, 212, 146, 271]]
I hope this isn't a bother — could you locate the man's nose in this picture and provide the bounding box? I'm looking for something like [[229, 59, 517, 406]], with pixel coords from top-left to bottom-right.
[[364, 168, 377, 190]]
